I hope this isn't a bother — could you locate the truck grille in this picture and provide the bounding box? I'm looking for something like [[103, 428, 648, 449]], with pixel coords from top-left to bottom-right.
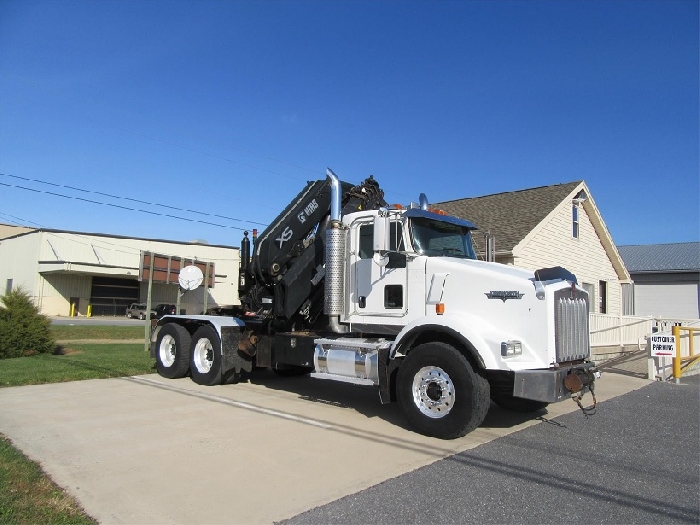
[[554, 289, 590, 363]]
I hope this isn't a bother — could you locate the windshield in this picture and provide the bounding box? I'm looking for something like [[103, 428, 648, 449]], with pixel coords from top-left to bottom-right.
[[410, 217, 477, 259]]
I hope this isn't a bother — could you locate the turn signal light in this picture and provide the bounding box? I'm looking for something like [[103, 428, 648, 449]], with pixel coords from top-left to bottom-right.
[[436, 303, 445, 315]]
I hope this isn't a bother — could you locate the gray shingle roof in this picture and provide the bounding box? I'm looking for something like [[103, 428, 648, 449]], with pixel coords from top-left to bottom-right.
[[617, 243, 700, 273], [436, 181, 582, 252]]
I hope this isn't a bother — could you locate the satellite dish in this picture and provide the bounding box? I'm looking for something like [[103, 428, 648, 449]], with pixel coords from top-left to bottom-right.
[[179, 265, 204, 291]]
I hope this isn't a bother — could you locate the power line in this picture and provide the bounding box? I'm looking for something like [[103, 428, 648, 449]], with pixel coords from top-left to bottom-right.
[[0, 210, 240, 262], [0, 173, 268, 229]]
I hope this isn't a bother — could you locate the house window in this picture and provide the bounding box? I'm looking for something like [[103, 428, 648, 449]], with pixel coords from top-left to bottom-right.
[[621, 283, 634, 315], [582, 282, 595, 312], [599, 280, 607, 314], [572, 204, 579, 238], [5, 279, 12, 295]]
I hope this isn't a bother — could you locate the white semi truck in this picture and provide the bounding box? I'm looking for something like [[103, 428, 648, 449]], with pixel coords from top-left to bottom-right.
[[151, 169, 597, 439]]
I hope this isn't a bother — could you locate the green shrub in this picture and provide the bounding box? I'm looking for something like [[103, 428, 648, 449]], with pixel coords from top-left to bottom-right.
[[0, 288, 55, 359]]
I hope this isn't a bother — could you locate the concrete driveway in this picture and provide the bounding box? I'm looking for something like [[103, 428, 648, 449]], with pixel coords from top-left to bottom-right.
[[0, 371, 649, 524]]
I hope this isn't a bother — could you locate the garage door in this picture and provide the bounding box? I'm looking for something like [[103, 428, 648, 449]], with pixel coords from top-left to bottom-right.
[[635, 282, 700, 318], [90, 277, 140, 316]]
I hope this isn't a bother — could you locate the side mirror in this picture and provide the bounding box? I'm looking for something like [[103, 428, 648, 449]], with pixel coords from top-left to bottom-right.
[[373, 252, 389, 267], [373, 210, 390, 252]]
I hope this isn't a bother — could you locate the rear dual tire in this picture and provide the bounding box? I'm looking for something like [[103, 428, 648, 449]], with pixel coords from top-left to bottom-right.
[[189, 325, 223, 386], [155, 324, 191, 379]]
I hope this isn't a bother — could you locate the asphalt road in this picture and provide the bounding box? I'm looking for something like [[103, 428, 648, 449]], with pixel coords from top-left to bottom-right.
[[282, 375, 700, 525]]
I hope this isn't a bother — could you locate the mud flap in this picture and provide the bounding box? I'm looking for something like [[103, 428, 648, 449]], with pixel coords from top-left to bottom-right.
[[221, 325, 253, 383], [378, 347, 401, 404]]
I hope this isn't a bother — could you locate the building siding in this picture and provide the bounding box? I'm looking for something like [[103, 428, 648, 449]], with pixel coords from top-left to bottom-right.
[[39, 274, 92, 315], [0, 232, 41, 301], [515, 200, 622, 315]]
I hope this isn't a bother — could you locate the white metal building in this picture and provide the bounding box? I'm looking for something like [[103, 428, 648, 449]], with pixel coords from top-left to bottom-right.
[[618, 242, 700, 319], [0, 224, 240, 317]]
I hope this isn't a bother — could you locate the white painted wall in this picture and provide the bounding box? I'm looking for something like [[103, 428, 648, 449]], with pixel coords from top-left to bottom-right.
[[0, 232, 42, 301]]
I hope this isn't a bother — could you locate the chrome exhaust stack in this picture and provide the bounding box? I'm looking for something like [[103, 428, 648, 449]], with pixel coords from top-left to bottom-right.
[[419, 193, 429, 210], [325, 168, 349, 333]]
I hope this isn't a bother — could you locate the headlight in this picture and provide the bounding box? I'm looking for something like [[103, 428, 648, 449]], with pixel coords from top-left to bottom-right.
[[501, 340, 523, 357]]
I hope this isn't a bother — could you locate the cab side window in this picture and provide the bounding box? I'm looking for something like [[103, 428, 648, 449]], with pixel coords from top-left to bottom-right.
[[359, 224, 373, 259], [359, 221, 404, 260]]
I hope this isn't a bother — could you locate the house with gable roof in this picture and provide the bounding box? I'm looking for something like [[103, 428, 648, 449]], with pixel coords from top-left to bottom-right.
[[436, 181, 632, 318]]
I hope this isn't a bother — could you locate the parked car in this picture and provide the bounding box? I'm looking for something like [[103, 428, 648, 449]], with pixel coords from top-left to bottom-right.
[[154, 303, 177, 318], [126, 303, 155, 320]]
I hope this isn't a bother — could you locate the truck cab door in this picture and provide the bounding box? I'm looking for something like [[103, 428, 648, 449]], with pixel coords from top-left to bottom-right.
[[351, 221, 408, 321]]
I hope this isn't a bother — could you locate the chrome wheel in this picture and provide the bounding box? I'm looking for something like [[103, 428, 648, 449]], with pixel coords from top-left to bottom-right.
[[192, 337, 214, 374], [158, 334, 176, 367], [411, 366, 455, 418]]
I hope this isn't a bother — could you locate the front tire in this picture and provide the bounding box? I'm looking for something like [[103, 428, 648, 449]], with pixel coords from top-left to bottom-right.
[[155, 323, 191, 379], [397, 342, 490, 439], [189, 325, 222, 386]]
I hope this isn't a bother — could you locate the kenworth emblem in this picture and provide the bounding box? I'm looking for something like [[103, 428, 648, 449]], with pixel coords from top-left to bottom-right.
[[486, 291, 525, 302]]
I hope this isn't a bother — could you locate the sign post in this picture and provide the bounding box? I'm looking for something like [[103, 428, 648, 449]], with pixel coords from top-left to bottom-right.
[[648, 334, 677, 381]]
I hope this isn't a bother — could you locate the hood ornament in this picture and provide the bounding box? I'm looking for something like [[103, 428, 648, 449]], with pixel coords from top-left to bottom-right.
[[485, 291, 525, 302]]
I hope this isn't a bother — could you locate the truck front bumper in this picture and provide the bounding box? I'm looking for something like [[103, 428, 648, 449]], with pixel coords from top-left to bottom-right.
[[513, 362, 597, 403]]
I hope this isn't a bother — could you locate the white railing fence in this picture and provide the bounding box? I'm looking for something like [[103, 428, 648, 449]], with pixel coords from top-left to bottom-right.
[[589, 314, 653, 348], [589, 314, 700, 351]]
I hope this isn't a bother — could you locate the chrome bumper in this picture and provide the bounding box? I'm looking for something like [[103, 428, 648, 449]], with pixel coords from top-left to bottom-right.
[[513, 362, 597, 403]]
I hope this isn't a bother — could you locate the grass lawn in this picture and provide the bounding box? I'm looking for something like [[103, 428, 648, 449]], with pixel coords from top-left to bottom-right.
[[50, 324, 145, 341], [0, 434, 97, 525], [0, 343, 155, 388]]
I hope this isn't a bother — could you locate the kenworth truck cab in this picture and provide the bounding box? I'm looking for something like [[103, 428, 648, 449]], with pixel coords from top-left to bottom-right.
[[151, 169, 597, 439]]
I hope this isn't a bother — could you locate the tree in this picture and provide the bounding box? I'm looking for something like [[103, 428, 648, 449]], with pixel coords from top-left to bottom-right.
[[0, 288, 55, 359]]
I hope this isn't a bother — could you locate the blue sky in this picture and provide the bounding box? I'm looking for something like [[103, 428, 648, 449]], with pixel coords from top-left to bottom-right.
[[1, 0, 697, 248]]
